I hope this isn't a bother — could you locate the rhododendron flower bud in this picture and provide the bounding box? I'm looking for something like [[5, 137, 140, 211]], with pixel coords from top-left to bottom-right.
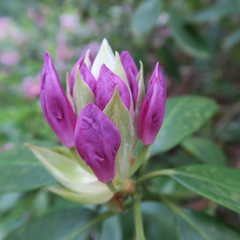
[[40, 51, 76, 148], [120, 51, 138, 108], [74, 103, 121, 183], [138, 62, 166, 145], [96, 65, 131, 110]]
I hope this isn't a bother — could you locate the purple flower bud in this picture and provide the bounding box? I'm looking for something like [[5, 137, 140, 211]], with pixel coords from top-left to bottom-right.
[[74, 103, 121, 183], [40, 51, 76, 148], [69, 55, 84, 96], [96, 65, 131, 110], [120, 51, 138, 108], [138, 62, 166, 145], [79, 63, 97, 95]]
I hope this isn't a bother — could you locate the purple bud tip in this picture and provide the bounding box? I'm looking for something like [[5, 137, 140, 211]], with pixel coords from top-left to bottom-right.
[[96, 64, 131, 110], [74, 103, 121, 183], [137, 62, 166, 145], [40, 51, 76, 148]]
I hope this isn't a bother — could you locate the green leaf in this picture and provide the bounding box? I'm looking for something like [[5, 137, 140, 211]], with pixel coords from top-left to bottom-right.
[[142, 202, 178, 240], [7, 208, 109, 240], [104, 88, 132, 179], [100, 215, 122, 240], [131, 0, 162, 34], [169, 8, 210, 58], [171, 165, 240, 213], [223, 29, 240, 49], [27, 144, 113, 204], [189, 2, 240, 23], [73, 70, 95, 117], [177, 209, 240, 240], [181, 137, 227, 165], [0, 146, 55, 193], [151, 95, 219, 156]]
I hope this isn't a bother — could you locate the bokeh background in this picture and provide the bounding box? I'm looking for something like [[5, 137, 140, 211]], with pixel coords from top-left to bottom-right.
[[0, 0, 240, 239]]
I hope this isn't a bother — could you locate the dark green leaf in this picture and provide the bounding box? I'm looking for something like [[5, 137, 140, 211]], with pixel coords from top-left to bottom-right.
[[142, 202, 178, 240], [171, 165, 240, 213], [0, 146, 55, 193], [100, 215, 122, 240], [177, 209, 240, 240], [151, 96, 219, 155], [169, 8, 210, 58], [181, 137, 227, 165], [7, 208, 105, 240], [131, 0, 162, 34]]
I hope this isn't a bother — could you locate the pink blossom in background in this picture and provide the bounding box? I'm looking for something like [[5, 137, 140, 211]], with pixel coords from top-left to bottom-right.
[[1, 142, 15, 151], [0, 51, 20, 66], [0, 17, 27, 45], [56, 33, 73, 63], [27, 8, 46, 26], [60, 14, 79, 32], [21, 75, 40, 99]]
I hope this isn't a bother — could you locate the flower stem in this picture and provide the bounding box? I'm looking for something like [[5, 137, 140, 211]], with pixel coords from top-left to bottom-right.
[[106, 181, 119, 193], [133, 190, 146, 240], [137, 169, 174, 184], [130, 145, 150, 176]]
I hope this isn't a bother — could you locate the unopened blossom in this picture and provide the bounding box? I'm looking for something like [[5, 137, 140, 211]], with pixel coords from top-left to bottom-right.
[[34, 39, 166, 203], [40, 51, 76, 148]]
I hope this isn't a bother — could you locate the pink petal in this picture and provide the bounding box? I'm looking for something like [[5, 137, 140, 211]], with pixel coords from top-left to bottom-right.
[[138, 62, 166, 145], [96, 65, 131, 110], [120, 51, 138, 108], [74, 103, 121, 183], [40, 51, 76, 148], [79, 63, 97, 95]]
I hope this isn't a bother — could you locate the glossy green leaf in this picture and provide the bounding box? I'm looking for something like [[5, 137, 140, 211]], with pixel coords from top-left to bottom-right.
[[151, 96, 219, 155], [169, 8, 210, 58], [100, 215, 122, 240], [171, 165, 240, 213], [181, 137, 227, 165], [177, 209, 240, 240], [7, 208, 107, 240], [131, 0, 162, 34], [0, 146, 55, 193], [142, 202, 178, 240]]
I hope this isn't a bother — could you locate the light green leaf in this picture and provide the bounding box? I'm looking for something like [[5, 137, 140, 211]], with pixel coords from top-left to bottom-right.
[[151, 95, 219, 155], [104, 88, 132, 179], [0, 146, 55, 193], [7, 208, 106, 240], [170, 165, 240, 213], [26, 144, 113, 203], [48, 186, 113, 205], [181, 137, 227, 165], [169, 8, 210, 58], [131, 0, 162, 34], [73, 70, 95, 117]]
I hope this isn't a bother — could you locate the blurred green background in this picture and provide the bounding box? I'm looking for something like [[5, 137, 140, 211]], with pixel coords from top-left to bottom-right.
[[0, 0, 240, 239]]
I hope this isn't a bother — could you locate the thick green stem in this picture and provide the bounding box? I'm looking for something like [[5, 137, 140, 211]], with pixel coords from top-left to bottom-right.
[[137, 169, 174, 184], [106, 181, 119, 193], [133, 191, 146, 240], [130, 145, 150, 176]]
